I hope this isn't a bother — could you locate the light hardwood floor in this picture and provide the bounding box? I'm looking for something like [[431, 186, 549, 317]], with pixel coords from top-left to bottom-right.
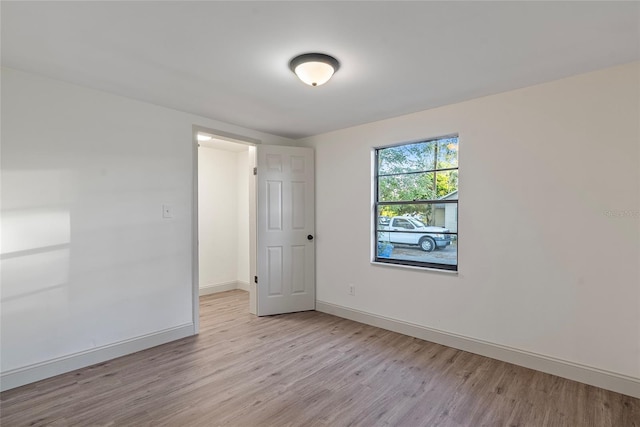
[[1, 290, 638, 426]]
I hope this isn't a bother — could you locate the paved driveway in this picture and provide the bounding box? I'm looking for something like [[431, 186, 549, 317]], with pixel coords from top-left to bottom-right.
[[385, 243, 457, 265]]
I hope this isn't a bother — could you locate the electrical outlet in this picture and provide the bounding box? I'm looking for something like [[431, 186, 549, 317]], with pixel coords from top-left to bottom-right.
[[348, 284, 355, 296]]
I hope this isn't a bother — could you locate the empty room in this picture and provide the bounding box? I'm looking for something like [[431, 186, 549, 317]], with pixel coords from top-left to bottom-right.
[[1, 1, 639, 426]]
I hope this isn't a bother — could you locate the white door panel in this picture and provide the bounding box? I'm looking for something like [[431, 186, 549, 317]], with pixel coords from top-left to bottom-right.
[[257, 145, 314, 316]]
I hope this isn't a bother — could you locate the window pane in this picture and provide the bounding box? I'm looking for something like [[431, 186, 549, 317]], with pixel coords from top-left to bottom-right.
[[437, 137, 458, 169], [436, 170, 458, 199], [377, 240, 458, 265], [378, 141, 436, 175], [378, 173, 435, 202], [377, 202, 457, 232], [376, 204, 457, 266], [375, 136, 458, 271], [376, 241, 458, 266]]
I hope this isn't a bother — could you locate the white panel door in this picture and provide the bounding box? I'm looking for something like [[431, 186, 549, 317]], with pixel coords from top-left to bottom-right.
[[256, 145, 314, 316]]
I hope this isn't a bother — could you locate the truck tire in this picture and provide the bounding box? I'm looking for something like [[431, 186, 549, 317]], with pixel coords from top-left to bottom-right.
[[419, 237, 436, 252]]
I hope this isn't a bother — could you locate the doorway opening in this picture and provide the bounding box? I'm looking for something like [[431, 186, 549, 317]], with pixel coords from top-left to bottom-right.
[[193, 127, 316, 326], [193, 126, 258, 332]]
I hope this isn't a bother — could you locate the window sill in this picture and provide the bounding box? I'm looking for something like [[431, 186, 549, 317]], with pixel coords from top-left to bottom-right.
[[370, 261, 459, 275]]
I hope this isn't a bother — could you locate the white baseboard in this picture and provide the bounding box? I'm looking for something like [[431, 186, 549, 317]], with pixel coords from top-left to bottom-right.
[[316, 301, 640, 399], [199, 281, 249, 296], [199, 281, 238, 295], [0, 323, 194, 392]]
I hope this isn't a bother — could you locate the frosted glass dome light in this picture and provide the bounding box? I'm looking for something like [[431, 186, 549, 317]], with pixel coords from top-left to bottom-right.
[[289, 53, 340, 87]]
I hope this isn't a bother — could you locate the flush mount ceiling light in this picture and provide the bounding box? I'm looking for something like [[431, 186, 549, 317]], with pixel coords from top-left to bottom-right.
[[289, 53, 340, 87], [197, 133, 212, 141]]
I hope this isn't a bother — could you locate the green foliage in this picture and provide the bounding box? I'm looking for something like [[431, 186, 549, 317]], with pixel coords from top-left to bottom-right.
[[436, 171, 458, 197], [377, 137, 458, 219]]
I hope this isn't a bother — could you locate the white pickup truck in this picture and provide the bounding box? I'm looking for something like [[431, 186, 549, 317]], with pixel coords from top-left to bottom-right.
[[378, 216, 452, 252]]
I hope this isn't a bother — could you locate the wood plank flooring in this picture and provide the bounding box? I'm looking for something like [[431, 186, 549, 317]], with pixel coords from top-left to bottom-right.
[[1, 290, 638, 426]]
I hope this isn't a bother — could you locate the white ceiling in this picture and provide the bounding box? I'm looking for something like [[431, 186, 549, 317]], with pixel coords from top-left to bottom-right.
[[2, 2, 638, 139]]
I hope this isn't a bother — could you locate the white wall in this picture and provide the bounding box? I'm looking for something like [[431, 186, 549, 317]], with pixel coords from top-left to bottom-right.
[[197, 147, 250, 291], [0, 67, 291, 388], [198, 147, 238, 288], [301, 63, 640, 382], [236, 151, 250, 286]]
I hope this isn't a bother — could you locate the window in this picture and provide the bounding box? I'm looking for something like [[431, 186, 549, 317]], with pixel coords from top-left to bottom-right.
[[374, 136, 459, 271]]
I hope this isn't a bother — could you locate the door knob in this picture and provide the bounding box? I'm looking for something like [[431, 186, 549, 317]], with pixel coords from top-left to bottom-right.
[[307, 235, 314, 240]]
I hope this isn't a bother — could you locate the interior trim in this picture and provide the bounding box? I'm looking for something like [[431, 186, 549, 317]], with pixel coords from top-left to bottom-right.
[[0, 323, 194, 392], [199, 281, 250, 296]]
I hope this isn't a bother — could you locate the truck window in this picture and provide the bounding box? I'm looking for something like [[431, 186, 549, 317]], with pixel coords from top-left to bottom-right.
[[393, 219, 414, 229]]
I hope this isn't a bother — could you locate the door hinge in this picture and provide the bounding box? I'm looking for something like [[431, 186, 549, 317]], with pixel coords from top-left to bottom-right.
[[254, 275, 258, 284], [253, 167, 257, 175]]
